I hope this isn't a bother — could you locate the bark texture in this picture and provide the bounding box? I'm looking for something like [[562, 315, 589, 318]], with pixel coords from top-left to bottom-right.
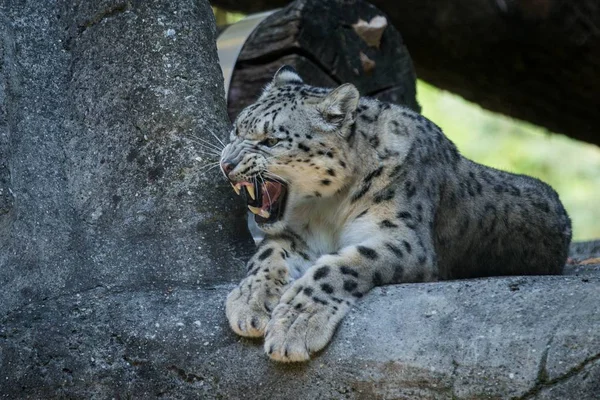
[[226, 0, 419, 121]]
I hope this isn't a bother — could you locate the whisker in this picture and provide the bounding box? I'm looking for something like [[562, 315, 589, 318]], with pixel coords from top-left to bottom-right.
[[192, 151, 220, 160], [186, 137, 220, 148], [198, 130, 226, 151], [196, 162, 221, 171], [191, 146, 222, 158], [195, 159, 221, 166], [192, 148, 221, 158], [175, 133, 224, 156], [184, 133, 224, 152], [193, 138, 224, 153], [258, 174, 273, 209], [195, 159, 221, 165], [197, 163, 222, 178], [205, 127, 227, 149], [195, 153, 221, 161], [196, 156, 220, 163]]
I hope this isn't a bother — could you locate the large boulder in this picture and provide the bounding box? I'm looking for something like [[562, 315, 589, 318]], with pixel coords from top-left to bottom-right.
[[0, 0, 253, 316], [1, 243, 599, 398]]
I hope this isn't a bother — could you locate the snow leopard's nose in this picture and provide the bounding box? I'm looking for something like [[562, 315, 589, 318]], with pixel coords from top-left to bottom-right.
[[221, 160, 236, 177]]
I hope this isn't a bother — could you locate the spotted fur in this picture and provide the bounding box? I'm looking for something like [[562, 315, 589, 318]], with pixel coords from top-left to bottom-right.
[[221, 66, 572, 362]]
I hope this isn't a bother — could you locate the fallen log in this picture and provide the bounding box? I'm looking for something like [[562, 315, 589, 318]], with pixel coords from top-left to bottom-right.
[[224, 0, 420, 121]]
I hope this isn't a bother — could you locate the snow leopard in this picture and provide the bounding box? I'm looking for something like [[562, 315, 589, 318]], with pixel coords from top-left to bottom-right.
[[219, 65, 572, 362]]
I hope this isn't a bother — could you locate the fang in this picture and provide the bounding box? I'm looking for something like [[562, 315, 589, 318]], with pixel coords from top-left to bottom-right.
[[248, 205, 261, 215], [259, 209, 271, 219], [247, 185, 256, 200]]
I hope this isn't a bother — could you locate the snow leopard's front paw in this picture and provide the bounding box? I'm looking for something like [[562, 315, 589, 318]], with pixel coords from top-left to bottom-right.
[[264, 286, 350, 362], [225, 276, 286, 338]]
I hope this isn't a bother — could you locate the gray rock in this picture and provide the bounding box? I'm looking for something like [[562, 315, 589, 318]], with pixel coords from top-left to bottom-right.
[[1, 273, 598, 399], [0, 0, 254, 316], [569, 240, 600, 260], [565, 240, 600, 276]]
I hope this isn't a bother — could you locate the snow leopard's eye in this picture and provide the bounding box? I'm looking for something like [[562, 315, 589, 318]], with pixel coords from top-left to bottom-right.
[[260, 138, 280, 147]]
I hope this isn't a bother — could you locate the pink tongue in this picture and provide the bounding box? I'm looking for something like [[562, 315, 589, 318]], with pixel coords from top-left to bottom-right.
[[261, 181, 282, 209]]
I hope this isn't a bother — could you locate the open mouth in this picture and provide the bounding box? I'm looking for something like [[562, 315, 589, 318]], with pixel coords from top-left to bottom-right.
[[231, 178, 288, 224]]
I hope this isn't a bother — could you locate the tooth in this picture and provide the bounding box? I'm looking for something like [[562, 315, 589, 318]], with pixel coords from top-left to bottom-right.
[[246, 184, 256, 200], [259, 209, 271, 219], [231, 183, 240, 195], [248, 205, 261, 215]]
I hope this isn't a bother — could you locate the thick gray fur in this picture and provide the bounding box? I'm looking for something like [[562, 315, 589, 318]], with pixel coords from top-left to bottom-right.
[[220, 66, 572, 362]]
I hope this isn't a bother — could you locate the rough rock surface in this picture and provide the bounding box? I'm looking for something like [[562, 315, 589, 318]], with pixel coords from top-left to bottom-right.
[[0, 0, 253, 316], [1, 248, 599, 399], [1, 0, 599, 398]]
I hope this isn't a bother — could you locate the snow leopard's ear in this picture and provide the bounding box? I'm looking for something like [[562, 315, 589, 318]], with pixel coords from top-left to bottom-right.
[[271, 65, 303, 87], [319, 83, 360, 127], [261, 65, 303, 96]]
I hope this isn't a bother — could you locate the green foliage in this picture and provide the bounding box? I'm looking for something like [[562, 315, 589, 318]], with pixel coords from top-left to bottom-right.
[[418, 81, 600, 241], [212, 7, 245, 25]]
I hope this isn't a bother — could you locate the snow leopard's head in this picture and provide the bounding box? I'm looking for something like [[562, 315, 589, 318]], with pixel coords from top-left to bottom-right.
[[220, 66, 360, 233]]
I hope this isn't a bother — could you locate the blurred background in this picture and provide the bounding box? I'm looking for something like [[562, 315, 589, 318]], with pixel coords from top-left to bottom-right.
[[213, 7, 600, 241], [418, 81, 600, 241]]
